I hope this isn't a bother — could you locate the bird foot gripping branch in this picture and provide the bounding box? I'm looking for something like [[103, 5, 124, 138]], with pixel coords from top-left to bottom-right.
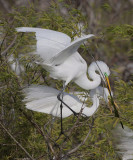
[[104, 72, 124, 129]]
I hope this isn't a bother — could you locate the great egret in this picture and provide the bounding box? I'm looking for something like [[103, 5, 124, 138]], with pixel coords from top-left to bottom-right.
[[23, 85, 110, 133], [16, 27, 110, 115]]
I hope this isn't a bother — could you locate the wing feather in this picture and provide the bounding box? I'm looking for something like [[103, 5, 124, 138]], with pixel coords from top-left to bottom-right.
[[16, 27, 94, 65], [49, 34, 95, 65], [16, 27, 71, 62], [23, 85, 85, 118]]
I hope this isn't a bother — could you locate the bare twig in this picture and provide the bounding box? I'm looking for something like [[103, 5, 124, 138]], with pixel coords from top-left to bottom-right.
[[18, 108, 56, 157], [0, 19, 14, 55], [0, 121, 35, 160], [62, 118, 94, 159], [1, 35, 17, 56]]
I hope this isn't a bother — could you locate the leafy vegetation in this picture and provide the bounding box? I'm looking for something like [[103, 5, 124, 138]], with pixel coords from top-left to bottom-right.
[[0, 1, 133, 159]]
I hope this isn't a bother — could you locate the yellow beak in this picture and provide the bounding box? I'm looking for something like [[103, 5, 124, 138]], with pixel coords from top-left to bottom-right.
[[104, 72, 124, 129]]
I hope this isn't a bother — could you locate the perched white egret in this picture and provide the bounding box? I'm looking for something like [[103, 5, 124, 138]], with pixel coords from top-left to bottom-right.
[[16, 27, 110, 91], [23, 85, 110, 134], [16, 27, 110, 118], [23, 85, 110, 118], [15, 27, 124, 130]]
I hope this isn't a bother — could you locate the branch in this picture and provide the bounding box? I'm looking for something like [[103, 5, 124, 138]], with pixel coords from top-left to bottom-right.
[[0, 121, 35, 160], [0, 19, 14, 54], [18, 108, 56, 156], [63, 118, 94, 158], [1, 35, 17, 56], [61, 108, 89, 148]]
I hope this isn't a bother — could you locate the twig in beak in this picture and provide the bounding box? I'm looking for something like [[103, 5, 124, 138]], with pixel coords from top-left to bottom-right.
[[104, 73, 124, 129]]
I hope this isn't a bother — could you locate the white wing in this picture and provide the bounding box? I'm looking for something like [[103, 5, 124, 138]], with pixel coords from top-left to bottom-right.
[[16, 27, 94, 65], [23, 85, 87, 118], [49, 34, 94, 65], [23, 85, 109, 118], [16, 27, 71, 62]]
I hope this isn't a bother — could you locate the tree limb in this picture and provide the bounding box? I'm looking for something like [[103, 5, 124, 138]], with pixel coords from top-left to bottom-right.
[[1, 35, 17, 56], [63, 118, 94, 158], [18, 108, 56, 156], [0, 121, 35, 160]]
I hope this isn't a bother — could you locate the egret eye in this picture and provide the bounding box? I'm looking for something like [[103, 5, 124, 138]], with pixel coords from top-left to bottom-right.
[[95, 70, 100, 75]]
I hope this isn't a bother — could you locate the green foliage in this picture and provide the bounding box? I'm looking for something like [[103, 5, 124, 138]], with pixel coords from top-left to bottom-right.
[[0, 0, 133, 159]]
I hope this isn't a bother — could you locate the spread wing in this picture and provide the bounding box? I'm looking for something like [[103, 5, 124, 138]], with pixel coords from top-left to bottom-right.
[[16, 27, 94, 65], [16, 27, 71, 62], [23, 85, 85, 118], [23, 86, 110, 118], [49, 34, 94, 65]]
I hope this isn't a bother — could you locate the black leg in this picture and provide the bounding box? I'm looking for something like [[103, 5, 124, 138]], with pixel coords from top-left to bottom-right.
[[57, 93, 78, 117], [55, 98, 64, 141], [60, 102, 63, 134], [56, 86, 79, 139], [57, 84, 79, 117], [55, 100, 71, 141]]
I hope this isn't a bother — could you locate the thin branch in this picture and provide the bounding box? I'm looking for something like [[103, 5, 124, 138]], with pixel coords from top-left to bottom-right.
[[12, 94, 56, 158], [9, 33, 24, 56], [68, 129, 91, 155], [63, 118, 94, 158], [1, 35, 18, 56], [0, 121, 35, 160], [18, 108, 56, 156], [0, 19, 14, 54]]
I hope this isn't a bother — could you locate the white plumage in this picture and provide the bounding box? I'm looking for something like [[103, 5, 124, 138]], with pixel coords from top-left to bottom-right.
[[16, 27, 92, 65], [16, 27, 110, 90], [113, 125, 133, 160], [8, 55, 24, 76], [23, 85, 110, 118]]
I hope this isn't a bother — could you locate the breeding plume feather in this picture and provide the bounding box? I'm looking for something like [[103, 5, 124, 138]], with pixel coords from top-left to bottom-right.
[[23, 85, 110, 118], [113, 125, 133, 160]]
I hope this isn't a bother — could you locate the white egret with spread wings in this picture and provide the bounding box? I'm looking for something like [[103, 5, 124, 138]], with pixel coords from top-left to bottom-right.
[[16, 27, 110, 116], [24, 85, 110, 133]]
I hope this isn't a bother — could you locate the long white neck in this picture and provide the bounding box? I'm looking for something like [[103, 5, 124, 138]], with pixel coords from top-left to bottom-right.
[[82, 94, 99, 116], [74, 63, 101, 90]]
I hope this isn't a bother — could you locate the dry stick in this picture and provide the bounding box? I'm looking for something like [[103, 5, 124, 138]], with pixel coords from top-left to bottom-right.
[[54, 112, 84, 158], [9, 33, 24, 56], [0, 30, 9, 54], [82, 36, 124, 126], [1, 35, 18, 56], [69, 116, 92, 132], [64, 118, 94, 158], [44, 123, 60, 147], [63, 92, 89, 138], [1, 33, 23, 69], [61, 113, 90, 150], [0, 121, 35, 160], [0, 19, 14, 55], [18, 108, 56, 156], [60, 73, 92, 149]]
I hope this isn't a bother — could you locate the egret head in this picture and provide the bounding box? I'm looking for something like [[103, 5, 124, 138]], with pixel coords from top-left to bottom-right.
[[88, 61, 110, 82], [96, 61, 110, 81]]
